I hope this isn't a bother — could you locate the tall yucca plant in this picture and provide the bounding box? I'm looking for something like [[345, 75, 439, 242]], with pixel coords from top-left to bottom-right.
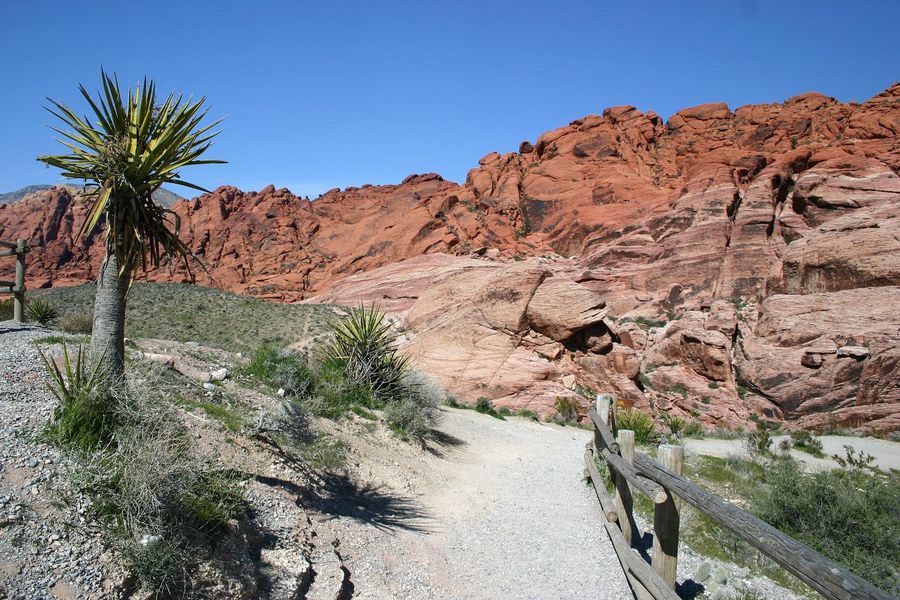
[[38, 70, 224, 380]]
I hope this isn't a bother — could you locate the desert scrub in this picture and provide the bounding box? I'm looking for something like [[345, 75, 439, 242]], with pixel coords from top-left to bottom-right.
[[755, 458, 899, 593], [789, 430, 824, 457], [553, 396, 580, 425], [475, 396, 506, 420], [384, 371, 442, 440], [59, 309, 94, 334], [52, 366, 245, 596], [614, 408, 656, 445]]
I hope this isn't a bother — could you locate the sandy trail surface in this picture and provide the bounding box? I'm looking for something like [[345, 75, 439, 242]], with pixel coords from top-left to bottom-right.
[[683, 435, 900, 471], [318, 408, 632, 599]]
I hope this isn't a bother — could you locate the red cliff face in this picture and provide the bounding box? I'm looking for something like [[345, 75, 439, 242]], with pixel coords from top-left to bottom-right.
[[1, 84, 898, 431]]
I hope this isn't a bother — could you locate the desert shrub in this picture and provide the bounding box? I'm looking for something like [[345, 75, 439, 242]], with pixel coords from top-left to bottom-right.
[[322, 304, 409, 401], [553, 396, 580, 424], [633, 316, 667, 329], [475, 396, 505, 420], [755, 458, 900, 592], [660, 413, 687, 437], [59, 309, 93, 334], [683, 420, 705, 438], [615, 409, 656, 445], [26, 298, 60, 325], [833, 444, 877, 471], [789, 430, 824, 457], [39, 343, 117, 451], [383, 369, 442, 440], [745, 422, 773, 458]]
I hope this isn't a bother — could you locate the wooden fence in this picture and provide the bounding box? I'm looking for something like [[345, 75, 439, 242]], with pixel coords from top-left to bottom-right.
[[584, 394, 892, 600], [1, 239, 27, 322]]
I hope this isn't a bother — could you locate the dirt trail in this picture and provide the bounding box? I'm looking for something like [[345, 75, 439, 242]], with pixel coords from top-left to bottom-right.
[[318, 408, 632, 599]]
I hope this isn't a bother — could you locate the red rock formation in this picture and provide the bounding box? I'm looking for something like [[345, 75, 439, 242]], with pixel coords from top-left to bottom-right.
[[1, 84, 898, 431]]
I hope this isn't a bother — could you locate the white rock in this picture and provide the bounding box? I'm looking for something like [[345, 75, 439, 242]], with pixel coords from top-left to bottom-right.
[[210, 368, 228, 382], [836, 345, 870, 359], [277, 388, 286, 397], [202, 382, 217, 392], [139, 534, 161, 547]]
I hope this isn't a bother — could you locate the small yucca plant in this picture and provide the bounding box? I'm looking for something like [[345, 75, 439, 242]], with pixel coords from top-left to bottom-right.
[[323, 304, 410, 400], [37, 343, 116, 450], [26, 298, 60, 325], [660, 413, 687, 437]]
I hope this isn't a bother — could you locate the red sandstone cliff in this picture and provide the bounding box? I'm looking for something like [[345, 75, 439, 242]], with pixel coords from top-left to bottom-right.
[[1, 84, 898, 431]]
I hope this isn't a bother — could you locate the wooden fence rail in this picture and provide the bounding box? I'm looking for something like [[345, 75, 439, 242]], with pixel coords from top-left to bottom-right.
[[585, 394, 893, 600], [0, 239, 27, 322]]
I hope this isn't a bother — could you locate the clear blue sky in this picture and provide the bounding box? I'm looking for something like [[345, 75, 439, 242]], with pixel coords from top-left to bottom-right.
[[1, 1, 897, 198]]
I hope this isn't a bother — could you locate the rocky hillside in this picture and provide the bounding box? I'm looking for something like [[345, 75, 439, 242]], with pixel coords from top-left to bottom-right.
[[1, 85, 898, 432]]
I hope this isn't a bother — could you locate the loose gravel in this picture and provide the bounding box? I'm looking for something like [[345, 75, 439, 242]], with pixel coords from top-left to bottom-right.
[[0, 323, 128, 599]]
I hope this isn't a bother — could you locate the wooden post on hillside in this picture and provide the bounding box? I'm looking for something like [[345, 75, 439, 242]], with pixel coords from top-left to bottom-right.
[[615, 429, 637, 546], [595, 394, 612, 427], [652, 444, 684, 589], [13, 239, 26, 323]]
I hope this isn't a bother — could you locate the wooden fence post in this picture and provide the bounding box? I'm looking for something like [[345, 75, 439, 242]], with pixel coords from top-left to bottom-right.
[[615, 429, 638, 546], [653, 444, 684, 589], [595, 394, 612, 426], [13, 239, 26, 323]]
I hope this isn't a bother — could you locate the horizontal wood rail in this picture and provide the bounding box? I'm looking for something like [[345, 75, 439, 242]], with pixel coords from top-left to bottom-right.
[[586, 394, 893, 600], [0, 239, 27, 322]]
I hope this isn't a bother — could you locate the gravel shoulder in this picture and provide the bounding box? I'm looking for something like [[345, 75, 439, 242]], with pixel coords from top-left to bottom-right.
[[323, 409, 633, 599]]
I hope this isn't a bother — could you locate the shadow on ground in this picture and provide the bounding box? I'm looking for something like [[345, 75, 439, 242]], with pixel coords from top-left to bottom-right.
[[251, 429, 432, 533]]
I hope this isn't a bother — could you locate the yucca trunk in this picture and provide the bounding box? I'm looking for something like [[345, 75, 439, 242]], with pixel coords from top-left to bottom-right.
[[89, 249, 131, 382]]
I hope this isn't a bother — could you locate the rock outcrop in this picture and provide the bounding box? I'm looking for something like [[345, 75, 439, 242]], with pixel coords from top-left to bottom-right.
[[2, 84, 898, 431]]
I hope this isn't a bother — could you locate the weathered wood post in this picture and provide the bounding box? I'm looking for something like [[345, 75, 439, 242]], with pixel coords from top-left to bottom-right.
[[14, 239, 26, 323], [615, 429, 638, 546], [595, 394, 612, 426], [653, 444, 684, 589]]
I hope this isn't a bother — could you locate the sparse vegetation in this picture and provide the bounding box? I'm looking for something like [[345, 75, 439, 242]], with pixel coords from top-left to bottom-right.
[[789, 430, 824, 457], [475, 396, 506, 420], [632, 316, 667, 329], [40, 355, 244, 596], [745, 422, 773, 457], [31, 283, 336, 351], [242, 305, 441, 441]]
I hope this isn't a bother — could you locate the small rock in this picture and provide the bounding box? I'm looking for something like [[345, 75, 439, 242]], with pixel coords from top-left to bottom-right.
[[209, 368, 228, 382], [202, 382, 217, 392], [836, 345, 870, 359], [276, 388, 286, 397]]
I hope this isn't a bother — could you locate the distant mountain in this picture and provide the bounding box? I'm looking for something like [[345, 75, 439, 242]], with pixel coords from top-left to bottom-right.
[[0, 185, 53, 204], [151, 187, 186, 207], [0, 185, 185, 207]]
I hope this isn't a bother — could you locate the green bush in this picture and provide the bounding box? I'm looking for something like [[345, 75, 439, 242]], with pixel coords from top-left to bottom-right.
[[26, 298, 60, 325], [790, 430, 824, 457], [475, 396, 505, 420], [615, 409, 656, 445], [243, 343, 313, 397], [39, 343, 117, 451], [756, 458, 899, 592]]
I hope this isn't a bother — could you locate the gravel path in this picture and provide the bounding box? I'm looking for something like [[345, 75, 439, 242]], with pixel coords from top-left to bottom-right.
[[325, 409, 633, 599]]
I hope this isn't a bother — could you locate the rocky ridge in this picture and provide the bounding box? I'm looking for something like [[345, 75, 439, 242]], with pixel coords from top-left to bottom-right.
[[1, 84, 898, 431]]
